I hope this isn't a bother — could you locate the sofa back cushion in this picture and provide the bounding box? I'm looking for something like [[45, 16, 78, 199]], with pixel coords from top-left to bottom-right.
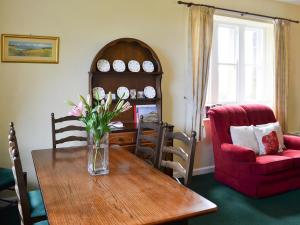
[[208, 105, 249, 144], [241, 104, 276, 125]]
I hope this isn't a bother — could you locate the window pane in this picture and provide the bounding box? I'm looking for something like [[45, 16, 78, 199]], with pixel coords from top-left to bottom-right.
[[245, 28, 263, 65], [245, 66, 257, 100], [218, 65, 236, 102], [218, 25, 237, 64]]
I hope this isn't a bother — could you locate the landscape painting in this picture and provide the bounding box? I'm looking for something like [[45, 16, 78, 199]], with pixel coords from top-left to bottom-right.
[[1, 34, 59, 63]]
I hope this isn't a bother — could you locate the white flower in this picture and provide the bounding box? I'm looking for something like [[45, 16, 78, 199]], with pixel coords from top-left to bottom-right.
[[121, 102, 132, 112], [86, 94, 91, 106], [116, 100, 124, 111], [104, 92, 112, 110]]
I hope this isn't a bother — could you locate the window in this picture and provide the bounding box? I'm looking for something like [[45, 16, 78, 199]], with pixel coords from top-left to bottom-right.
[[206, 16, 275, 106]]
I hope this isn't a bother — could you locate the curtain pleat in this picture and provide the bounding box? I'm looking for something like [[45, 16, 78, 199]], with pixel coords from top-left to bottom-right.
[[274, 19, 290, 132], [186, 6, 214, 139]]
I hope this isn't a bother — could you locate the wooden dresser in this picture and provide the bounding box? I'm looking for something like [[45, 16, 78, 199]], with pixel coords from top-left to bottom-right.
[[89, 38, 164, 151]]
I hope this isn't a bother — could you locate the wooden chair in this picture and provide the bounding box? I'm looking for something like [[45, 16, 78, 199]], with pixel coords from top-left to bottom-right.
[[51, 113, 86, 149], [8, 122, 47, 225], [135, 116, 163, 167], [158, 124, 197, 187]]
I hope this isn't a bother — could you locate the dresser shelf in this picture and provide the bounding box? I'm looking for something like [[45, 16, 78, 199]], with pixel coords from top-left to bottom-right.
[[91, 71, 162, 76]]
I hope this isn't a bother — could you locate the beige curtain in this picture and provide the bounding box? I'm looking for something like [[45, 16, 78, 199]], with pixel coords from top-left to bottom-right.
[[187, 6, 215, 139], [274, 19, 290, 132]]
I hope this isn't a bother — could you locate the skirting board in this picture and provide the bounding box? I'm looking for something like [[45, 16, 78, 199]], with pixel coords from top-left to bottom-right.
[[174, 165, 215, 178]]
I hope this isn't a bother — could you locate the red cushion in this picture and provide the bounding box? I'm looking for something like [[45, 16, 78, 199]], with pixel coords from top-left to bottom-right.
[[252, 155, 293, 175], [280, 149, 300, 168]]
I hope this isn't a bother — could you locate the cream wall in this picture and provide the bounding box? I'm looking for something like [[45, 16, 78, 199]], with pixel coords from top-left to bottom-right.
[[1, 0, 300, 186]]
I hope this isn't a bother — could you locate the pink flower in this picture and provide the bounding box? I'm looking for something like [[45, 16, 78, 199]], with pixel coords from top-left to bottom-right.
[[68, 102, 84, 117]]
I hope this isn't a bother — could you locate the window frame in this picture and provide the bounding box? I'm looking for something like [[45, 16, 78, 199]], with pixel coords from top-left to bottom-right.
[[207, 16, 274, 106]]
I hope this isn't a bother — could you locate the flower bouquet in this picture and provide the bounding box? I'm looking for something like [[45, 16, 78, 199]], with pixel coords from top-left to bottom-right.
[[68, 92, 131, 175]]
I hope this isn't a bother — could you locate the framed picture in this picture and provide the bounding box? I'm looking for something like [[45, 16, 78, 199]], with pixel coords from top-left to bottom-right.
[[1, 34, 59, 63]]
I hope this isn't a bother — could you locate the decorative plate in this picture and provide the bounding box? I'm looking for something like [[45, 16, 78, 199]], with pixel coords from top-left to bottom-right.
[[144, 86, 156, 99], [97, 59, 110, 72], [142, 61, 155, 73], [117, 86, 130, 99], [93, 87, 106, 100], [128, 60, 140, 72], [113, 60, 126, 72]]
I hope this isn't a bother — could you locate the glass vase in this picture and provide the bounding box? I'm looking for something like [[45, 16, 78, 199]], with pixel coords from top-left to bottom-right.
[[88, 132, 109, 175]]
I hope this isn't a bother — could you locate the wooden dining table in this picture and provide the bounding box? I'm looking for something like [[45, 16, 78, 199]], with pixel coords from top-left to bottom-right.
[[32, 146, 217, 225]]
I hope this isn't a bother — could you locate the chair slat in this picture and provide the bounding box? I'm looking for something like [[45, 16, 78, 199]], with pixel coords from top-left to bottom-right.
[[163, 146, 188, 161], [161, 160, 186, 178], [54, 115, 79, 123], [140, 121, 160, 130], [55, 125, 85, 133], [140, 135, 157, 144], [56, 136, 87, 145], [136, 146, 154, 156], [170, 132, 190, 145]]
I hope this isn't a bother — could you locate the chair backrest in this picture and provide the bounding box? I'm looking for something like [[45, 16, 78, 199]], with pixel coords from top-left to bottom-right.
[[158, 124, 197, 187], [135, 116, 163, 167], [8, 122, 31, 225], [51, 113, 87, 149]]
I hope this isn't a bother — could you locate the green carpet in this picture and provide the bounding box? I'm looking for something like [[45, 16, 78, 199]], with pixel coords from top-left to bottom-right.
[[1, 173, 300, 225], [189, 173, 300, 225]]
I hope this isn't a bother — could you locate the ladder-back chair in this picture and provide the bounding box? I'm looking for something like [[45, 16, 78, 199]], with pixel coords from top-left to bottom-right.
[[158, 124, 197, 187], [8, 122, 47, 225]]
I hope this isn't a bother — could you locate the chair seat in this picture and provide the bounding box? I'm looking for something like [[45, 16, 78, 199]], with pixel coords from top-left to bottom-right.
[[34, 220, 49, 225], [280, 149, 300, 168], [28, 189, 46, 218], [252, 155, 293, 175], [0, 168, 14, 190]]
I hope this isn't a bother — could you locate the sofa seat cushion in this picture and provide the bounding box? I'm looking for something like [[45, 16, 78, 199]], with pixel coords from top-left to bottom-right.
[[252, 155, 293, 175], [280, 149, 300, 168]]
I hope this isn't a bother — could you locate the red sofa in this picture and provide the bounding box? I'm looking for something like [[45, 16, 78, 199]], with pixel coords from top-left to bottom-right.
[[208, 104, 300, 198]]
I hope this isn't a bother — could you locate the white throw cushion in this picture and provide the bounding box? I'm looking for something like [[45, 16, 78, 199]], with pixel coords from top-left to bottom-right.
[[256, 122, 285, 151], [253, 125, 280, 155], [230, 125, 259, 154]]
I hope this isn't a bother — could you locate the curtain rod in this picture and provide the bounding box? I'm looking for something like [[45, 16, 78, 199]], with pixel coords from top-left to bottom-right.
[[177, 1, 299, 24]]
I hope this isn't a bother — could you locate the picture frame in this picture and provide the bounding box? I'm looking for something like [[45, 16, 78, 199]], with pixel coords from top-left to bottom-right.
[[1, 34, 59, 63]]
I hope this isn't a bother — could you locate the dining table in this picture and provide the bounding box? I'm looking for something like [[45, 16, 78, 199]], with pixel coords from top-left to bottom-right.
[[32, 145, 217, 225]]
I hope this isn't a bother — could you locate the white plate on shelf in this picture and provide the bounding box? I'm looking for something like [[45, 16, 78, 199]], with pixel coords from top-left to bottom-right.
[[113, 60, 126, 72], [97, 59, 110, 72], [144, 86, 156, 99], [117, 86, 130, 99], [142, 61, 155, 73], [93, 87, 106, 100], [128, 60, 140, 72]]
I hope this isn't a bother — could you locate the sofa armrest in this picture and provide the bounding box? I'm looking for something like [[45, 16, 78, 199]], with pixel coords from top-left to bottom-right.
[[284, 135, 300, 150], [221, 143, 256, 162]]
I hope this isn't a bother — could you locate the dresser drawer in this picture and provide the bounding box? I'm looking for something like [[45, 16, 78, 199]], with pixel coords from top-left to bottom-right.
[[110, 132, 136, 145]]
